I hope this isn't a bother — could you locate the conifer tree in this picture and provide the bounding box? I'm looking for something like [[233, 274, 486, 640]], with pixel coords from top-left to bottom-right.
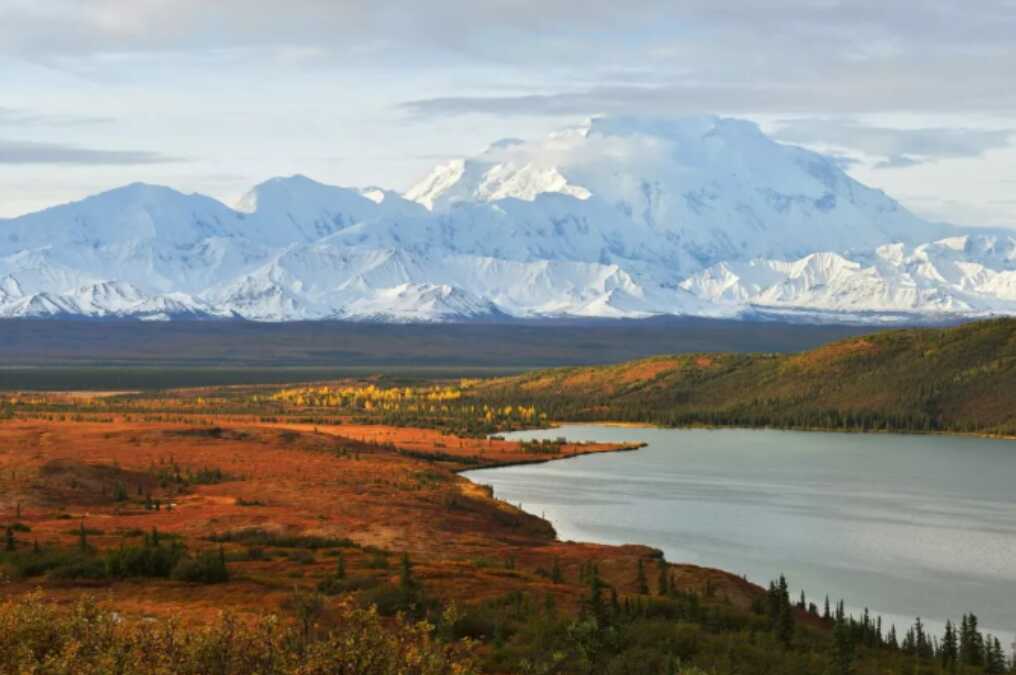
[[887, 624, 899, 650], [657, 560, 669, 596], [336, 551, 346, 579], [833, 619, 854, 675], [777, 599, 795, 647], [399, 552, 414, 593], [941, 620, 958, 669], [4, 525, 14, 552], [550, 558, 562, 583], [636, 558, 649, 595], [78, 521, 88, 552]]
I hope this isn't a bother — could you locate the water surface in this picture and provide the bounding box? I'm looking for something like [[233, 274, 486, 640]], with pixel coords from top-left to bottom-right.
[[464, 426, 1016, 641]]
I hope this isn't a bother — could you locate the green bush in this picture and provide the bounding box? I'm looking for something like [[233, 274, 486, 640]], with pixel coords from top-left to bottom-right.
[[170, 549, 230, 584], [105, 543, 183, 578]]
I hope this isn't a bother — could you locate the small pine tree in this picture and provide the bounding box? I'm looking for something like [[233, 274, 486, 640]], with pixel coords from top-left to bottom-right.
[[399, 552, 414, 593], [833, 619, 855, 675], [4, 525, 14, 552], [657, 560, 669, 596], [776, 596, 795, 647], [550, 558, 562, 583], [636, 558, 649, 595], [78, 521, 88, 552], [336, 551, 346, 579], [941, 620, 958, 669]]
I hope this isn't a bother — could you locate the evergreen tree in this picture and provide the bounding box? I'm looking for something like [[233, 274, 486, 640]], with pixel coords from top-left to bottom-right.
[[985, 636, 1007, 674], [336, 552, 346, 579], [823, 594, 831, 620], [941, 620, 958, 670], [4, 525, 14, 552], [833, 619, 855, 675], [657, 560, 669, 596], [78, 521, 88, 552], [585, 568, 607, 624], [636, 558, 649, 595], [776, 599, 795, 647], [399, 553, 414, 593], [550, 558, 562, 583], [960, 613, 984, 666]]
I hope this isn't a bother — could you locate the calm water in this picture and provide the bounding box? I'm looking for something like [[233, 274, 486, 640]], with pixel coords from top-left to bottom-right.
[[463, 426, 1016, 642]]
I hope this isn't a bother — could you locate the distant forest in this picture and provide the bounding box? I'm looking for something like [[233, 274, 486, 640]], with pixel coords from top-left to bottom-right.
[[0, 317, 880, 389], [467, 319, 1016, 437]]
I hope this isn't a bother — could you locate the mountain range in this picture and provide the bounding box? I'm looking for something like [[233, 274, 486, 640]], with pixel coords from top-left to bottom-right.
[[2, 115, 1014, 323]]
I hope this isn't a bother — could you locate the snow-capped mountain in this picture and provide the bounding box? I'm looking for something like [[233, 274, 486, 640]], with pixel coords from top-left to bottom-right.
[[0, 115, 1012, 323], [681, 235, 1016, 321]]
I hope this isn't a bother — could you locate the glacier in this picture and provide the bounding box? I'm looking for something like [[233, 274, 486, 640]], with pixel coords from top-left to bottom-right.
[[0, 115, 1012, 323]]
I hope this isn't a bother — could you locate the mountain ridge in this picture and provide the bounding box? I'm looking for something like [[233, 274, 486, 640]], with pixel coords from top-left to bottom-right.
[[0, 115, 1011, 323]]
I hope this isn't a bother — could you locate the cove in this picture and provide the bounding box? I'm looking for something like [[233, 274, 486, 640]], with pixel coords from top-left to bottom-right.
[[463, 425, 1016, 643]]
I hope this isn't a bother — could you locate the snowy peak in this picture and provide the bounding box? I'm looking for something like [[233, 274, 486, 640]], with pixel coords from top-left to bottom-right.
[[0, 114, 1010, 323], [404, 115, 948, 267], [680, 234, 1016, 318]]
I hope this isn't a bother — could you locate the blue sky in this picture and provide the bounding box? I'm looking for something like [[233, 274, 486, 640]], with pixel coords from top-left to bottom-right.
[[1, 0, 1014, 228]]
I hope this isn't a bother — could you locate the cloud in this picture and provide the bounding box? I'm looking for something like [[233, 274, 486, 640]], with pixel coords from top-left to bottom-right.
[[772, 119, 1013, 169], [0, 107, 115, 128], [0, 140, 181, 165], [3, 2, 1016, 119]]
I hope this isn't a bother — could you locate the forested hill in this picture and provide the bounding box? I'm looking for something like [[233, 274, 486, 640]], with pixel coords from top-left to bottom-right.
[[470, 318, 1016, 436]]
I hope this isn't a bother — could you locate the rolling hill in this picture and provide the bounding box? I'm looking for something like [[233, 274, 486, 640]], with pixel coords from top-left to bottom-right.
[[469, 318, 1016, 436]]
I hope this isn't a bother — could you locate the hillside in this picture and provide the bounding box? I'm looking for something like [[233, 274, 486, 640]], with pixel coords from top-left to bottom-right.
[[469, 318, 1016, 436]]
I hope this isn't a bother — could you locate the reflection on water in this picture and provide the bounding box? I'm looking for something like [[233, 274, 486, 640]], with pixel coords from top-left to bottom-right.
[[463, 426, 1016, 643]]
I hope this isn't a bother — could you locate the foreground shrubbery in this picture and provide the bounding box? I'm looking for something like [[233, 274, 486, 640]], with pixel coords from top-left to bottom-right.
[[0, 534, 228, 584], [0, 594, 477, 675]]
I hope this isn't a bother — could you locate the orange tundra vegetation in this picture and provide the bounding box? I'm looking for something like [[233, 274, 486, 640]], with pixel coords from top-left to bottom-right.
[[0, 412, 755, 624]]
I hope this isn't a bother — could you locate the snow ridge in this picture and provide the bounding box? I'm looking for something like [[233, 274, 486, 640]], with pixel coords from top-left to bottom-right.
[[0, 115, 1010, 323]]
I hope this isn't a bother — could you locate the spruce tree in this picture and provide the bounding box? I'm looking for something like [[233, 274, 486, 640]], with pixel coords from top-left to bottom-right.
[[777, 599, 795, 647], [399, 552, 414, 593], [550, 558, 562, 583], [833, 619, 855, 675], [887, 625, 899, 650], [657, 560, 669, 596], [4, 525, 14, 552], [636, 558, 649, 595], [336, 551, 346, 579], [78, 521, 88, 552], [941, 620, 958, 669]]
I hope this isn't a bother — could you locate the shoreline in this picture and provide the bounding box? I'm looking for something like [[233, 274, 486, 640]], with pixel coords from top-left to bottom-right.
[[467, 422, 1016, 645], [535, 418, 1016, 443]]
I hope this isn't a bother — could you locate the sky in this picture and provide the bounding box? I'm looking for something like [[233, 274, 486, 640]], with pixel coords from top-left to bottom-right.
[[0, 0, 1014, 228]]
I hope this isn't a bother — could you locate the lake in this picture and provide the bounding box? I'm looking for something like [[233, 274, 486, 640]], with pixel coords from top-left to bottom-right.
[[463, 425, 1016, 643]]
